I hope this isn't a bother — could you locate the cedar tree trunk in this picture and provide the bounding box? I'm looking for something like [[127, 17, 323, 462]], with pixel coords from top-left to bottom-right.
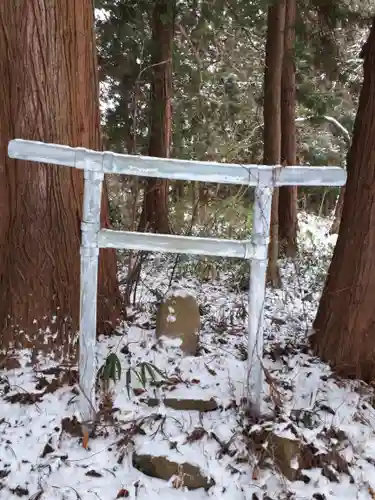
[[139, 0, 175, 233], [312, 19, 375, 381], [0, 0, 122, 365], [279, 0, 298, 257], [264, 0, 286, 287]]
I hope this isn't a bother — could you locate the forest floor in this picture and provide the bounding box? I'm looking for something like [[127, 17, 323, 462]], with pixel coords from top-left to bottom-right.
[[1, 213, 375, 500]]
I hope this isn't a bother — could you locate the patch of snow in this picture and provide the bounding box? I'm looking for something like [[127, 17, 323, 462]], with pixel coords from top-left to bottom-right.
[[1, 213, 375, 499], [165, 286, 194, 299], [157, 336, 183, 348]]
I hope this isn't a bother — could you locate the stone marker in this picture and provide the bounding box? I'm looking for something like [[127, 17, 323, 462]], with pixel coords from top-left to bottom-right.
[[155, 288, 200, 355], [133, 453, 214, 490], [250, 428, 344, 481], [140, 397, 218, 412]]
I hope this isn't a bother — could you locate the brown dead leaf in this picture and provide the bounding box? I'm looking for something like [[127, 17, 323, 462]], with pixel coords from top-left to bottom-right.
[[252, 464, 259, 480], [82, 429, 89, 449]]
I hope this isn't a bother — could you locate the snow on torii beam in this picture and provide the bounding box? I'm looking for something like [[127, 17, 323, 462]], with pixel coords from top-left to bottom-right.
[[8, 138, 347, 422], [9, 139, 346, 186]]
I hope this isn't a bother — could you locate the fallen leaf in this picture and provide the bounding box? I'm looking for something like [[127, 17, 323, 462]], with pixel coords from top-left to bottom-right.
[[116, 488, 129, 498], [85, 469, 102, 477], [82, 430, 89, 449], [133, 388, 146, 396]]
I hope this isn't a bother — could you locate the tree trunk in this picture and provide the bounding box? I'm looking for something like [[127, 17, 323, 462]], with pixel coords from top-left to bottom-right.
[[264, 0, 286, 288], [329, 186, 345, 234], [279, 0, 298, 257], [0, 0, 122, 365], [171, 181, 185, 203], [139, 0, 175, 234], [311, 19, 375, 382]]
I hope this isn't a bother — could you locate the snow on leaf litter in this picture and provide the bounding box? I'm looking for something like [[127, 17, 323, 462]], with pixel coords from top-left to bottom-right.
[[1, 213, 375, 500]]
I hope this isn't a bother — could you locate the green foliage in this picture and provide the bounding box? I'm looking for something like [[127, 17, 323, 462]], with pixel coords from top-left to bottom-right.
[[97, 351, 167, 399], [97, 352, 122, 392], [96, 0, 267, 161], [126, 362, 167, 397]]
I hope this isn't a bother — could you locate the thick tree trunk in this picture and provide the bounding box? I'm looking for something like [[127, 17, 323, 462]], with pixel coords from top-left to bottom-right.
[[264, 0, 286, 288], [139, 0, 175, 234], [0, 1, 122, 365], [279, 0, 298, 257], [312, 19, 375, 381]]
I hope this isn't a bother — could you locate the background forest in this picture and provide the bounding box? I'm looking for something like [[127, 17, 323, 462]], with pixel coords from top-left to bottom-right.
[[97, 0, 365, 224]]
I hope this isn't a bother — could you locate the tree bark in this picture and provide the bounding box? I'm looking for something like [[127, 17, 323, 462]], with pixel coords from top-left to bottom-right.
[[139, 0, 175, 234], [0, 0, 122, 365], [264, 0, 286, 288], [279, 0, 298, 257], [311, 18, 375, 382], [329, 186, 345, 234]]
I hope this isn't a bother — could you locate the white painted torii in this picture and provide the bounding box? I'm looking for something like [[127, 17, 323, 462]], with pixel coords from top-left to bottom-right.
[[8, 139, 346, 421]]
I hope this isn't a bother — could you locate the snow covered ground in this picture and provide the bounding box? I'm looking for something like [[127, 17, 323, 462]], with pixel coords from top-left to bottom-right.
[[1, 213, 375, 500]]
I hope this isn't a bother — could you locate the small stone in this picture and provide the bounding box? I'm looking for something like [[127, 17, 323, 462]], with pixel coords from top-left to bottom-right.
[[133, 453, 214, 490], [140, 397, 218, 412], [140, 397, 159, 407], [163, 397, 218, 412], [267, 433, 302, 481], [250, 429, 302, 481]]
